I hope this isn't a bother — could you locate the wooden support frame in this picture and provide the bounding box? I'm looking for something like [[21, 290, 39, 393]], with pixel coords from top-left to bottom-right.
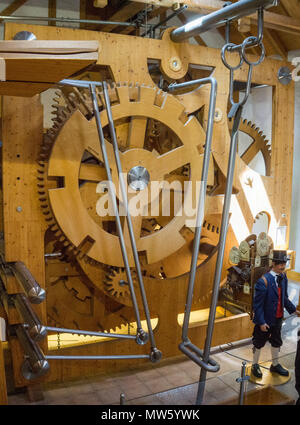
[[0, 21, 295, 385]]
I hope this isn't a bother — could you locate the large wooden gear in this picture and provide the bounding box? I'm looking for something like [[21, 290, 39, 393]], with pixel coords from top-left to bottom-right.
[[39, 83, 209, 266], [39, 82, 225, 328]]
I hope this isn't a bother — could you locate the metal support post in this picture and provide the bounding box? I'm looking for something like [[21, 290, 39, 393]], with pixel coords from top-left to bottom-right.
[[101, 81, 161, 361], [169, 77, 219, 372], [236, 361, 250, 405]]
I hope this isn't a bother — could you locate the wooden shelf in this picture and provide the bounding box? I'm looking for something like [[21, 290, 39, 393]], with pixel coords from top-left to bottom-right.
[[0, 40, 99, 96]]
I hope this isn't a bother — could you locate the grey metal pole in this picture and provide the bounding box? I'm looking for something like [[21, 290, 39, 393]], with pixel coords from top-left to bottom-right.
[[89, 84, 144, 341], [0, 15, 136, 27], [45, 354, 150, 360], [170, 77, 217, 344], [237, 361, 249, 405], [196, 104, 244, 405], [170, 0, 277, 42], [45, 326, 137, 340], [102, 82, 161, 360]]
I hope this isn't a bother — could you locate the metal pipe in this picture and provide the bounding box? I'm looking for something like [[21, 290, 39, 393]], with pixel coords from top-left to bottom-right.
[[44, 252, 62, 258], [120, 393, 126, 405], [169, 77, 218, 372], [237, 361, 248, 405], [228, 7, 264, 53], [11, 262, 45, 304], [0, 15, 137, 27], [45, 354, 150, 360], [196, 104, 244, 405], [13, 293, 47, 342], [45, 326, 137, 340], [88, 84, 144, 342], [179, 342, 219, 373], [170, 0, 277, 42], [15, 324, 49, 380], [102, 81, 161, 359]]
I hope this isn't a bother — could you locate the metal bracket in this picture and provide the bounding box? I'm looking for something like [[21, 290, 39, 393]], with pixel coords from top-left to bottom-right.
[[278, 66, 292, 85]]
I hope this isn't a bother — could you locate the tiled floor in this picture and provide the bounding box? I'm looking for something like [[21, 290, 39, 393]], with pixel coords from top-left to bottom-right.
[[6, 282, 300, 406]]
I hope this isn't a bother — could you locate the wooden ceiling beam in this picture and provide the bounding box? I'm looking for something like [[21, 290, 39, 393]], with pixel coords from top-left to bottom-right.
[[99, 2, 146, 32], [263, 28, 288, 59], [278, 0, 300, 19], [0, 0, 29, 23], [124, 0, 300, 36], [48, 0, 56, 27]]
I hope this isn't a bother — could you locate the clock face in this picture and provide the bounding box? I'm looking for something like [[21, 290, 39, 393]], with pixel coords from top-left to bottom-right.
[[255, 255, 261, 267], [257, 232, 270, 256], [257, 239, 269, 256], [229, 246, 240, 264], [239, 241, 250, 261]]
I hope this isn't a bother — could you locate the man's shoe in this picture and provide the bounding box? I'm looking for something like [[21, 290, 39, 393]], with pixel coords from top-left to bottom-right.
[[251, 363, 263, 378], [270, 363, 289, 376]]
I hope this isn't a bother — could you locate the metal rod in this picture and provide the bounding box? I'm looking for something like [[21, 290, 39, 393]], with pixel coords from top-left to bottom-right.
[[60, 79, 103, 89], [171, 77, 217, 339], [102, 81, 160, 358], [13, 293, 47, 342], [120, 393, 126, 405], [228, 7, 264, 53], [169, 77, 219, 372], [237, 361, 248, 405], [44, 252, 62, 258], [45, 354, 150, 360], [0, 15, 137, 27], [10, 261, 45, 304], [15, 324, 49, 380], [141, 5, 188, 37], [196, 104, 244, 405], [45, 326, 136, 340], [89, 84, 144, 339], [170, 0, 277, 42]]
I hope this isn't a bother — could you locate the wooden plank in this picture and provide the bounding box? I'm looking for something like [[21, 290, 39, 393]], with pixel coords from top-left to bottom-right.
[[0, 40, 98, 96], [264, 28, 287, 59], [48, 0, 56, 27], [80, 0, 87, 29], [0, 40, 98, 53], [99, 3, 145, 33]]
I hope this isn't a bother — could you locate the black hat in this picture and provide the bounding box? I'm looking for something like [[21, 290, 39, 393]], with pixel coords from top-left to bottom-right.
[[271, 250, 290, 263]]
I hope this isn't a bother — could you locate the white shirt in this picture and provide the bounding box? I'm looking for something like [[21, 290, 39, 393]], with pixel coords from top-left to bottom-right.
[[270, 270, 280, 286]]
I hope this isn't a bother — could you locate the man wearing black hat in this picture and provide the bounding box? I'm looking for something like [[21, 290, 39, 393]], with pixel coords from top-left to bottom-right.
[[251, 250, 296, 378]]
